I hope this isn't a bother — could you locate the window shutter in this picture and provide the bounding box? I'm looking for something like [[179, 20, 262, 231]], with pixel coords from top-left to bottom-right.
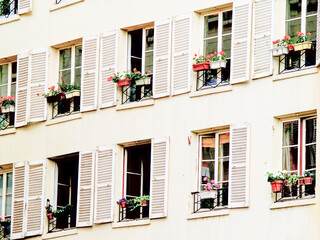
[[11, 162, 26, 240], [81, 36, 99, 112], [18, 0, 32, 14], [99, 31, 118, 108], [15, 54, 29, 128], [316, 0, 320, 66], [25, 161, 45, 237], [94, 146, 115, 223], [231, 0, 253, 84], [29, 49, 48, 122], [150, 137, 169, 219], [171, 13, 192, 95], [229, 123, 250, 208], [153, 18, 172, 98], [252, 0, 273, 79], [77, 151, 95, 227]]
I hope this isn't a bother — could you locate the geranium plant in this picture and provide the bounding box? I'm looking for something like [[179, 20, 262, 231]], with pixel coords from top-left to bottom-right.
[[193, 54, 209, 64], [201, 176, 219, 191], [209, 51, 226, 62], [296, 32, 311, 43], [0, 96, 15, 108], [42, 85, 62, 97], [267, 171, 285, 182]]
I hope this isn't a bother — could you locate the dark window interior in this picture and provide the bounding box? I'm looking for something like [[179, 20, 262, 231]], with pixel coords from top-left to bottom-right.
[[129, 29, 143, 71]]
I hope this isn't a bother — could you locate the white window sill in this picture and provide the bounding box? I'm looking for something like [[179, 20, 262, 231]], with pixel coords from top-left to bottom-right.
[[187, 208, 229, 220], [112, 219, 150, 228], [0, 15, 20, 26], [46, 113, 81, 126], [189, 85, 232, 98], [270, 197, 316, 210], [272, 67, 318, 82], [50, 0, 84, 12], [116, 99, 154, 111], [0, 128, 16, 136], [42, 229, 77, 239]]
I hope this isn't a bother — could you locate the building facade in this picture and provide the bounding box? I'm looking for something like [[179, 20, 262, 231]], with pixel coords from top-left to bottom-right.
[[0, 0, 319, 239]]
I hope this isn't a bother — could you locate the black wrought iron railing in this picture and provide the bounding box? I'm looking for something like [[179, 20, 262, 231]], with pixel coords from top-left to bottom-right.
[[273, 176, 315, 203], [0, 0, 18, 18], [48, 214, 73, 233], [278, 41, 316, 74], [0, 221, 10, 239], [118, 200, 149, 222], [191, 188, 228, 213], [51, 96, 80, 119], [0, 112, 14, 130], [121, 76, 153, 104]]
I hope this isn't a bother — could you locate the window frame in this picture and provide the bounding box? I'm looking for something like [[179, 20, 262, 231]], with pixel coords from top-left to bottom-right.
[[0, 62, 17, 98], [0, 171, 13, 219], [0, 0, 18, 19]]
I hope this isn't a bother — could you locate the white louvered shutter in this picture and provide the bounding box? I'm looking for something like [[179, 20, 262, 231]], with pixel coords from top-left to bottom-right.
[[11, 162, 26, 240], [94, 146, 115, 223], [26, 161, 45, 237], [29, 49, 48, 122], [18, 0, 32, 14], [252, 0, 273, 79], [150, 137, 169, 219], [231, 0, 253, 84], [172, 13, 192, 95], [153, 18, 172, 98], [99, 31, 118, 108], [316, 0, 320, 66], [81, 36, 99, 112], [77, 151, 95, 227], [229, 123, 250, 208], [15, 54, 29, 128]]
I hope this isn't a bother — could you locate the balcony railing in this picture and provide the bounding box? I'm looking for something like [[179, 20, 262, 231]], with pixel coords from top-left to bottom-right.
[[278, 41, 316, 74], [0, 0, 18, 18], [191, 188, 228, 213], [0, 221, 10, 240], [121, 76, 153, 104], [118, 200, 149, 222], [0, 112, 14, 130], [51, 96, 80, 119]]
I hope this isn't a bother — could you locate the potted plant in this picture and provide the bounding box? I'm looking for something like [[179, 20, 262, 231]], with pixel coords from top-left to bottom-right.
[[108, 72, 131, 87], [199, 176, 219, 199], [192, 54, 210, 71], [0, 96, 15, 113], [52, 204, 73, 218], [59, 82, 81, 99], [127, 195, 150, 211], [209, 51, 227, 69], [135, 70, 152, 86], [0, 216, 10, 228], [118, 198, 127, 208], [272, 35, 293, 56], [43, 85, 65, 103], [303, 171, 312, 185], [293, 32, 312, 51], [298, 175, 306, 186], [267, 171, 285, 192]]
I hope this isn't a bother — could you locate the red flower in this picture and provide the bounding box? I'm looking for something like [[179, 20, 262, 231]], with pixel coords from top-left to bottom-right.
[[283, 35, 290, 40], [133, 68, 137, 72], [147, 70, 152, 74], [194, 54, 197, 57], [214, 52, 218, 55], [136, 71, 141, 74], [272, 41, 276, 44], [49, 86, 55, 90], [107, 76, 113, 81], [219, 51, 225, 56], [12, 97, 15, 101], [113, 73, 116, 76], [307, 32, 311, 36], [58, 87, 61, 90], [193, 57, 196, 60], [288, 44, 294, 51], [210, 54, 214, 57], [37, 93, 40, 96]]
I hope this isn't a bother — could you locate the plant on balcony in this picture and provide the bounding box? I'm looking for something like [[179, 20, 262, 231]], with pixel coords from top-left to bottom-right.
[[58, 81, 81, 99], [199, 176, 219, 199], [135, 70, 152, 86], [209, 51, 227, 69], [272, 35, 294, 56], [267, 171, 285, 192], [0, 96, 15, 114], [0, 216, 10, 228], [303, 171, 312, 185], [192, 54, 210, 71], [42, 85, 66, 103], [53, 204, 73, 218], [0, 0, 11, 16], [127, 195, 150, 211], [118, 198, 127, 208], [293, 32, 312, 51], [108, 72, 130, 87]]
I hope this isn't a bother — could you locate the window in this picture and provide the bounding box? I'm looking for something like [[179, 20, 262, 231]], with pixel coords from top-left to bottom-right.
[[0, 62, 16, 130], [122, 28, 154, 104], [198, 10, 232, 90], [0, 172, 12, 239], [0, 0, 18, 18]]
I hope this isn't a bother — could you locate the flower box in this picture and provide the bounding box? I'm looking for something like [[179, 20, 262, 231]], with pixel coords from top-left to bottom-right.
[[117, 78, 131, 87], [270, 180, 283, 192], [136, 77, 151, 86], [199, 190, 217, 199], [46, 93, 65, 103], [304, 177, 312, 185], [193, 63, 210, 72], [1, 105, 15, 113], [210, 60, 227, 69], [0, 221, 10, 228], [65, 90, 81, 99], [293, 42, 312, 51], [272, 46, 289, 56]]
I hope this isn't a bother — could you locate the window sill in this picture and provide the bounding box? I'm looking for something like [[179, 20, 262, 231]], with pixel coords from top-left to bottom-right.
[[46, 113, 81, 126], [49, 0, 84, 12], [116, 99, 154, 111], [187, 208, 229, 220], [270, 197, 316, 210], [273, 67, 318, 82], [42, 229, 77, 239], [0, 15, 20, 26], [189, 85, 232, 98], [112, 219, 150, 228], [0, 128, 16, 136]]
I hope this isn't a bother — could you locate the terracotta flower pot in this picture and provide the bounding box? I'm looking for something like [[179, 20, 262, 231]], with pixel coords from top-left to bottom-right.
[[141, 200, 147, 207], [299, 178, 305, 185], [47, 213, 53, 220], [117, 79, 131, 87], [120, 201, 126, 208], [193, 63, 210, 72], [271, 180, 283, 192], [304, 177, 312, 185]]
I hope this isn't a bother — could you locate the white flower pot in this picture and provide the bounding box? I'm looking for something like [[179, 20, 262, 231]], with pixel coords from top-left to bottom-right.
[[1, 105, 15, 113], [199, 190, 217, 199], [136, 77, 151, 86], [65, 90, 81, 99], [293, 42, 312, 51], [210, 60, 227, 70], [272, 46, 289, 56]]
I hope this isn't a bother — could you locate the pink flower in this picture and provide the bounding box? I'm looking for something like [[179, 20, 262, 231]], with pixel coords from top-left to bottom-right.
[[50, 86, 55, 90], [133, 68, 137, 72], [12, 97, 15, 101], [58, 87, 61, 90], [136, 71, 141, 74], [214, 183, 219, 188], [211, 180, 215, 184], [219, 51, 225, 56], [203, 177, 207, 181], [147, 70, 152, 74], [113, 73, 116, 76], [37, 93, 39, 96], [214, 52, 218, 55], [204, 185, 208, 190], [307, 32, 311, 36], [107, 76, 113, 81], [194, 54, 197, 57], [207, 185, 212, 190]]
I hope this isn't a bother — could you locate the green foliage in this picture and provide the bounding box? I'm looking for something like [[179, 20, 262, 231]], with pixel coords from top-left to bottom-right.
[[53, 204, 73, 218], [267, 171, 285, 182], [127, 195, 150, 211], [304, 171, 311, 177], [0, 0, 11, 16], [58, 82, 81, 92]]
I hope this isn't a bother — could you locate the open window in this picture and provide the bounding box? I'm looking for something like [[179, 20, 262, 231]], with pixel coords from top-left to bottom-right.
[[0, 165, 12, 239]]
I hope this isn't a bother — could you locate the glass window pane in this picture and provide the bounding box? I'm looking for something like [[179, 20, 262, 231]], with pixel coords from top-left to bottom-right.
[[11, 62, 17, 83], [6, 173, 12, 194], [145, 29, 154, 51], [219, 157, 229, 182], [286, 0, 301, 19], [145, 51, 153, 73], [126, 174, 141, 196], [59, 69, 71, 85], [11, 84, 16, 97], [305, 118, 316, 144], [204, 38, 218, 56], [74, 67, 81, 86], [5, 195, 11, 216], [202, 161, 215, 184], [0, 174, 3, 196], [306, 16, 317, 40], [307, 0, 317, 15], [219, 133, 230, 157], [282, 146, 298, 171], [283, 121, 299, 146], [75, 46, 82, 67], [305, 144, 316, 170], [202, 136, 215, 160], [222, 11, 232, 34], [57, 185, 70, 207], [222, 35, 232, 58], [0, 65, 9, 85], [204, 14, 218, 38], [286, 19, 301, 38], [0, 86, 8, 97], [59, 49, 72, 70], [130, 29, 143, 59]]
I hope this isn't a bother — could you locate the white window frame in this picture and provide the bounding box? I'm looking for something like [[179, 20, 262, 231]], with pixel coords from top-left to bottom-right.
[[58, 45, 82, 85], [127, 27, 154, 74], [0, 62, 16, 97], [0, 171, 13, 219]]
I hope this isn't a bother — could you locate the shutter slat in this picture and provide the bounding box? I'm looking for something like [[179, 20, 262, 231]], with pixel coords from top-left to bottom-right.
[[18, 0, 32, 14]]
